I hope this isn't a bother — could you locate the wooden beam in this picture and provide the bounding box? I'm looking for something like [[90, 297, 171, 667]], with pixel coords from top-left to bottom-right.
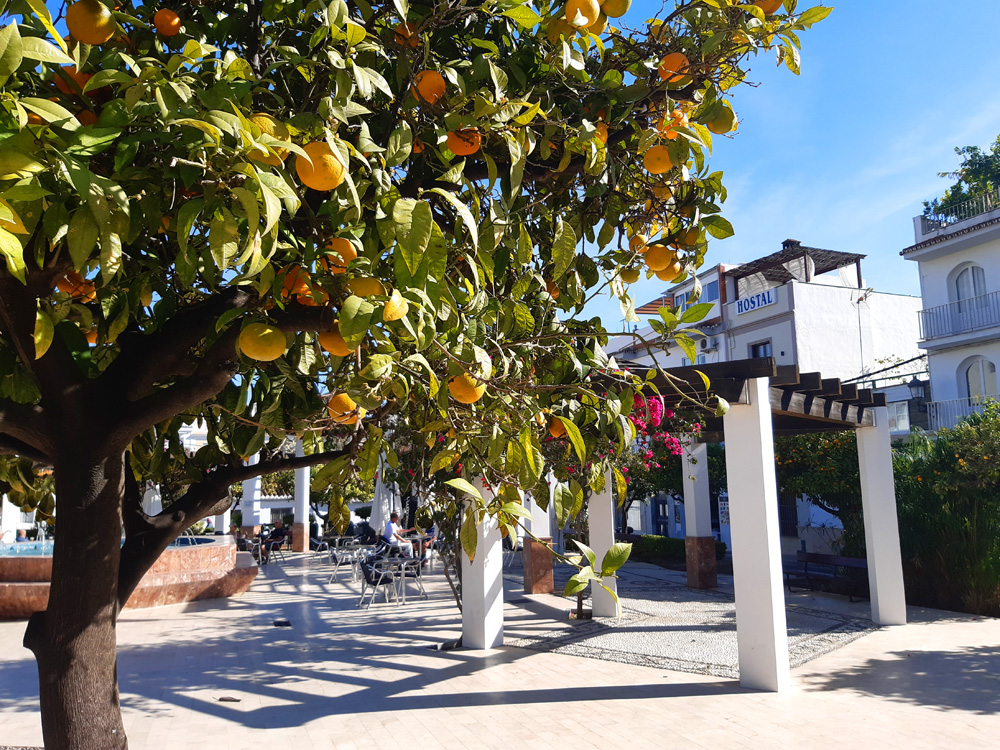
[[872, 392, 887, 408], [768, 387, 875, 427], [770, 365, 800, 387], [839, 384, 858, 402], [786, 371, 822, 392]]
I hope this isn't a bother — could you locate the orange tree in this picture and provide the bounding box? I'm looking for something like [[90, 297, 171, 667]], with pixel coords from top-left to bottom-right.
[[0, 0, 828, 746]]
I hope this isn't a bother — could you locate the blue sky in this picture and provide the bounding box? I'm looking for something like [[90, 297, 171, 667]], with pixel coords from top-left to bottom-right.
[[588, 0, 1000, 329]]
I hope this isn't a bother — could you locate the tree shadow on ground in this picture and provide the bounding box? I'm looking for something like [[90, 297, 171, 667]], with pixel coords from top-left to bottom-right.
[[799, 645, 1000, 715]]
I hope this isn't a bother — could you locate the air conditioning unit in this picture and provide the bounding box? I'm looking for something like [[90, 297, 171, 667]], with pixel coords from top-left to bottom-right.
[[700, 337, 719, 352]]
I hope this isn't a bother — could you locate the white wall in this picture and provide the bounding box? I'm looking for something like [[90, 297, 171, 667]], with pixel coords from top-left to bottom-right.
[[789, 283, 921, 381], [927, 340, 1000, 403], [912, 225, 1000, 310]]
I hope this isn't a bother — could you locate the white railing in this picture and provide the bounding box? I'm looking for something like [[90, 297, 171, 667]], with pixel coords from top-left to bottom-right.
[[918, 290, 1000, 340], [928, 397, 991, 431], [920, 189, 1000, 235]]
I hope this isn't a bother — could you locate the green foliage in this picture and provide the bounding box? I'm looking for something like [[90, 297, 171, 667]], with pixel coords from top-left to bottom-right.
[[630, 533, 725, 563], [924, 134, 1000, 215], [894, 404, 1000, 616]]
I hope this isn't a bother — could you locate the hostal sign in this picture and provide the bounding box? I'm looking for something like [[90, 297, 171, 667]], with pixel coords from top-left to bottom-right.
[[735, 289, 777, 315]]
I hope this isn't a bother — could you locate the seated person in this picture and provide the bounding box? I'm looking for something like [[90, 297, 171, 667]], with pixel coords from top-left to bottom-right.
[[261, 519, 291, 563], [15, 529, 28, 543], [382, 512, 414, 557]]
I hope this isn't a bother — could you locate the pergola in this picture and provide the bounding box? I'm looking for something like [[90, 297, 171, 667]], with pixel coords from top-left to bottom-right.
[[459, 357, 907, 692]]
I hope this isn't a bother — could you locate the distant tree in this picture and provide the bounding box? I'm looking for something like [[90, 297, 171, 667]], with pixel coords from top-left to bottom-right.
[[924, 134, 1000, 215]]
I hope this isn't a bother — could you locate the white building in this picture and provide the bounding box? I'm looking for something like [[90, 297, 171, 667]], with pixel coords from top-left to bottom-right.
[[902, 192, 1000, 430], [609, 240, 924, 549]]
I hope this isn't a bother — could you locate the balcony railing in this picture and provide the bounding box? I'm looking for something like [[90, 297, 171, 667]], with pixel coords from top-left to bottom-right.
[[928, 397, 993, 431], [918, 290, 1000, 340], [920, 188, 1000, 235]]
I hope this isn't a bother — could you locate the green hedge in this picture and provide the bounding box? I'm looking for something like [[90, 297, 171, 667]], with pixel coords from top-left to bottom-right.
[[631, 535, 727, 563]]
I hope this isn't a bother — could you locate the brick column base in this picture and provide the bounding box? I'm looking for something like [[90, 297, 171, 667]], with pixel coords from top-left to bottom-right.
[[292, 522, 308, 552], [685, 536, 718, 589], [240, 525, 260, 538], [523, 537, 554, 595]]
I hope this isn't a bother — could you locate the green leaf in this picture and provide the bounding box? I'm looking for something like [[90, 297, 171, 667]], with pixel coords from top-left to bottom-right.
[[0, 226, 26, 282], [19, 35, 73, 65], [674, 333, 697, 363], [571, 538, 597, 569], [680, 303, 714, 324], [19, 98, 79, 130], [702, 215, 734, 240], [513, 100, 542, 126], [460, 503, 478, 562], [0, 22, 23, 88], [555, 416, 586, 467], [715, 395, 730, 417], [359, 353, 393, 380], [66, 207, 99, 269], [501, 5, 543, 28], [600, 542, 631, 576], [551, 218, 576, 281], [430, 449, 460, 474], [612, 466, 627, 507], [25, 0, 68, 53], [33, 307, 54, 359], [176, 198, 204, 254], [394, 198, 433, 273], [209, 208, 239, 269], [563, 573, 590, 597], [444, 477, 483, 500], [339, 294, 375, 348], [797, 6, 834, 27], [427, 188, 479, 250]]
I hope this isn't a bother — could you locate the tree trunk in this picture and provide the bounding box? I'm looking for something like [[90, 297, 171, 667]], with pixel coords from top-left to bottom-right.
[[24, 452, 128, 750]]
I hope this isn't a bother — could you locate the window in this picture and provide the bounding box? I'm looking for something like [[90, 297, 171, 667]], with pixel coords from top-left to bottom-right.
[[954, 265, 987, 313], [887, 402, 910, 433], [696, 354, 706, 365], [750, 340, 772, 359], [965, 358, 998, 400], [680, 357, 690, 366], [703, 280, 720, 302], [674, 291, 687, 309]]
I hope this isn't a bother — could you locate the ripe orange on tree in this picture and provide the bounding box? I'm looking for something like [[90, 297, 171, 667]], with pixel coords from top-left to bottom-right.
[[594, 122, 608, 145], [446, 128, 481, 157], [644, 244, 677, 272], [318, 324, 355, 357], [280, 265, 311, 300], [628, 234, 647, 253], [76, 110, 98, 126], [643, 145, 673, 175], [66, 0, 116, 46], [545, 279, 560, 300], [601, 0, 631, 18], [153, 9, 182, 37], [658, 52, 690, 82], [238, 323, 286, 362], [546, 18, 576, 44], [755, 0, 784, 14], [566, 0, 600, 27], [328, 393, 366, 424], [56, 270, 97, 302], [412, 70, 446, 105], [54, 66, 94, 97], [247, 113, 290, 166], [655, 260, 685, 282], [296, 141, 346, 191], [620, 267, 642, 284], [549, 418, 567, 438], [448, 373, 486, 404], [588, 13, 608, 36], [320, 238, 357, 274], [394, 22, 420, 48]]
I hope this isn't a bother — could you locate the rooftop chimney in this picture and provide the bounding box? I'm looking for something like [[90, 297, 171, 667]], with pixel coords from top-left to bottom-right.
[[782, 239, 801, 251]]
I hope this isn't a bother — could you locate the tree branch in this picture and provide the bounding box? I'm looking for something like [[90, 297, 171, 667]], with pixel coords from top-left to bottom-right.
[[116, 448, 348, 611], [105, 287, 257, 401], [0, 401, 54, 459], [0, 433, 51, 463]]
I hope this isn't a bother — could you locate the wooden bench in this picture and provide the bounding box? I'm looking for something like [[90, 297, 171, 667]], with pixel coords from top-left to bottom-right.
[[784, 551, 869, 602]]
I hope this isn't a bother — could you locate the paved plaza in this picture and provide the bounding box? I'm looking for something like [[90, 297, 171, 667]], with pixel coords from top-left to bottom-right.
[[1, 554, 998, 749]]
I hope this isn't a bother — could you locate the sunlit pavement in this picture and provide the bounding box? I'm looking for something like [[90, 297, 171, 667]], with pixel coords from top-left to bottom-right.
[[1, 554, 998, 749]]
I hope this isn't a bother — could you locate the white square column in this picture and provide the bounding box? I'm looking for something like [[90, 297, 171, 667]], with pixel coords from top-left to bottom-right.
[[682, 442, 712, 536], [856, 408, 907, 626], [292, 440, 311, 551], [590, 471, 618, 617], [461, 480, 503, 649], [723, 377, 791, 692], [240, 454, 262, 532]]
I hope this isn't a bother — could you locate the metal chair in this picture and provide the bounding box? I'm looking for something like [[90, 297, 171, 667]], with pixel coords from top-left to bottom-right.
[[398, 558, 427, 604], [357, 555, 397, 609]]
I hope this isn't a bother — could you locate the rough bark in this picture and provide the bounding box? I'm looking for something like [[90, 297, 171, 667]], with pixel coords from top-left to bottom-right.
[[24, 451, 128, 750]]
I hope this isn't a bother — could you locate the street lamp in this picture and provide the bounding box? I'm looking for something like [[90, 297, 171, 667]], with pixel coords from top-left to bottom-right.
[[908, 376, 926, 400]]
